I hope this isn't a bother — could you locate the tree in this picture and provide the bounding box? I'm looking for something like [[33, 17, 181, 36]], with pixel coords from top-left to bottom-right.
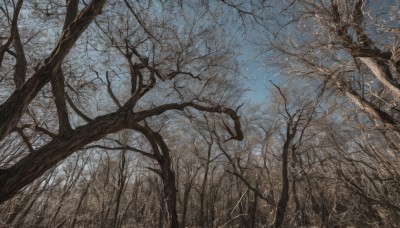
[[267, 0, 400, 225], [0, 0, 244, 209], [270, 0, 400, 132], [6, 0, 400, 227]]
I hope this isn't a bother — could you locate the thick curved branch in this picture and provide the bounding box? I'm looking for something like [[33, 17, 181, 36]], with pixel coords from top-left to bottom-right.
[[49, 0, 79, 133], [0, 0, 106, 142], [0, 101, 243, 204], [128, 123, 164, 159], [51, 69, 71, 132], [0, 110, 126, 204], [13, 26, 27, 89], [133, 102, 244, 141]]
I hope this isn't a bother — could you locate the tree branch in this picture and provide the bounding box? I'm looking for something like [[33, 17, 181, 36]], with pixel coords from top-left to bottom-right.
[[13, 26, 27, 89], [51, 69, 71, 132], [0, 0, 107, 142], [0, 0, 23, 68], [65, 93, 93, 123], [14, 127, 34, 153], [133, 102, 244, 141], [83, 144, 155, 160], [226, 170, 275, 206], [105, 71, 122, 109]]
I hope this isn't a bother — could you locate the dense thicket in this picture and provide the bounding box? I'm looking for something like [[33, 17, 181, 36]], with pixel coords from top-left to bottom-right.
[[1, 0, 400, 227]]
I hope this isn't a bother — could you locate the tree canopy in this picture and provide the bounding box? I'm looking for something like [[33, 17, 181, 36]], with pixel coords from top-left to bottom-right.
[[1, 0, 400, 227]]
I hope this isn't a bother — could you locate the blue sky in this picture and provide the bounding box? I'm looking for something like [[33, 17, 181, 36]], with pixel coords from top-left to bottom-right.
[[238, 45, 269, 104]]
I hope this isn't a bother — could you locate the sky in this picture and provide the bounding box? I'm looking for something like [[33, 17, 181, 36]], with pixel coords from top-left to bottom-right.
[[238, 46, 270, 104], [150, 0, 273, 105], [223, 1, 284, 106]]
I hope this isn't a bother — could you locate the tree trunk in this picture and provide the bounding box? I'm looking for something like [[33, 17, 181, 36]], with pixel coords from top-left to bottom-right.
[[248, 184, 258, 228], [158, 184, 165, 228], [180, 183, 191, 228], [112, 150, 127, 228], [70, 182, 90, 228], [199, 143, 212, 227], [274, 122, 293, 228], [274, 146, 289, 228], [160, 157, 179, 228]]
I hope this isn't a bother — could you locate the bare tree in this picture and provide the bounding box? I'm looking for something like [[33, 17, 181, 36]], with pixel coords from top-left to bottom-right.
[[0, 0, 244, 206]]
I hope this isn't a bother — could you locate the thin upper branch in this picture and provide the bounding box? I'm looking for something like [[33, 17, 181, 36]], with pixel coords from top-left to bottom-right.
[[0, 0, 23, 68], [226, 170, 275, 206], [106, 71, 122, 109], [65, 93, 93, 123], [123, 0, 161, 44]]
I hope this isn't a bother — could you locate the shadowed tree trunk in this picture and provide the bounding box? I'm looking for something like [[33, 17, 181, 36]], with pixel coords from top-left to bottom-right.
[[160, 156, 179, 228], [112, 150, 127, 228], [274, 120, 293, 228], [248, 184, 258, 228], [181, 167, 200, 228], [133, 124, 180, 228], [70, 182, 90, 228]]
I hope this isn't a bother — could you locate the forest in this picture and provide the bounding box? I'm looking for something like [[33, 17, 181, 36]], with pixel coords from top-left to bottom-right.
[[0, 0, 400, 227]]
